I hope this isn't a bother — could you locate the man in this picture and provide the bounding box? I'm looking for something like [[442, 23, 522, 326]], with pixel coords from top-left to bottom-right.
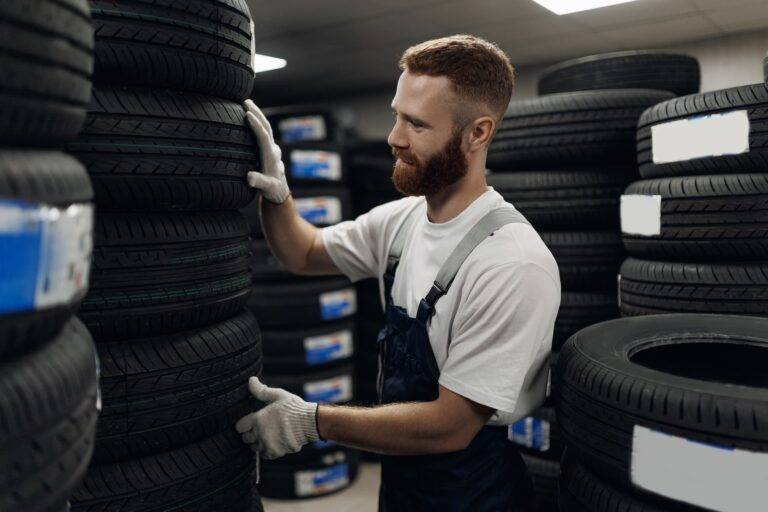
[[236, 35, 560, 510]]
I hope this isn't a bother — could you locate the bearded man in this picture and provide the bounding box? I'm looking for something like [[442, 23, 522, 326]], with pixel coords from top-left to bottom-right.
[[237, 34, 561, 511]]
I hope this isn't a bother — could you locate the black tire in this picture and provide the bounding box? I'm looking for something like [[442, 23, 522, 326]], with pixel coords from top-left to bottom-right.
[[249, 277, 357, 328], [637, 83, 768, 178], [554, 292, 618, 351], [555, 314, 768, 506], [80, 211, 252, 341], [0, 318, 98, 512], [559, 452, 680, 512], [764, 52, 767, 83], [540, 231, 624, 291], [488, 168, 636, 229], [538, 51, 700, 97], [0, 0, 93, 145], [0, 151, 94, 357], [283, 142, 348, 185], [488, 90, 673, 169], [621, 174, 768, 260], [250, 239, 294, 282], [262, 320, 355, 372], [262, 363, 356, 405], [620, 258, 768, 317], [259, 448, 360, 500], [263, 106, 337, 143], [72, 430, 257, 512], [90, 0, 253, 101], [348, 140, 396, 192], [93, 311, 262, 463], [67, 86, 258, 211], [520, 454, 559, 512], [508, 407, 562, 460]]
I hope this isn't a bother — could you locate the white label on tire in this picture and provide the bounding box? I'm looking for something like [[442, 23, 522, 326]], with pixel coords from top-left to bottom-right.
[[303, 329, 353, 365], [508, 417, 550, 452], [295, 462, 349, 497], [631, 425, 768, 511], [303, 374, 353, 404], [0, 199, 93, 314], [249, 19, 256, 73], [295, 196, 342, 225], [620, 194, 661, 236], [279, 116, 327, 142], [651, 110, 750, 164], [319, 288, 357, 320], [290, 150, 342, 181]]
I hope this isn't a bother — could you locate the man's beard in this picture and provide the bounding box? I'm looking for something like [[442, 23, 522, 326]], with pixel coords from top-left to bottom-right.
[[391, 128, 468, 197]]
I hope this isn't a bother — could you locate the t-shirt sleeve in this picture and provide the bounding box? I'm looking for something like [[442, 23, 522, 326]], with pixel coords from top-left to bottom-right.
[[321, 198, 411, 283], [438, 261, 561, 415]]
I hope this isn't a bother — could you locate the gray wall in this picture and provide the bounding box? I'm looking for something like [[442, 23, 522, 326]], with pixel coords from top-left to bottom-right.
[[277, 28, 768, 140]]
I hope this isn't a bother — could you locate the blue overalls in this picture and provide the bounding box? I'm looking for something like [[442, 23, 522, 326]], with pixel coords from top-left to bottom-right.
[[376, 206, 536, 511]]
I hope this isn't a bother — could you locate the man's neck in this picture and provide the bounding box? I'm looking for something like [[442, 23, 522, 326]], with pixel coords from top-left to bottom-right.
[[424, 167, 488, 224]]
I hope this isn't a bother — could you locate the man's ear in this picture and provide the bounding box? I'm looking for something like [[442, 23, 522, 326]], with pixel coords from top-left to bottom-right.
[[468, 116, 495, 152]]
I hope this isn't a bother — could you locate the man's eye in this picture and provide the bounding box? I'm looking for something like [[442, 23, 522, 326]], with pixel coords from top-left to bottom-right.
[[409, 120, 422, 128]]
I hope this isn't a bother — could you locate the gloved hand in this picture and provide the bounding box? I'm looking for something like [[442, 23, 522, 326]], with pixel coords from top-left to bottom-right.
[[235, 376, 320, 459], [243, 99, 291, 205]]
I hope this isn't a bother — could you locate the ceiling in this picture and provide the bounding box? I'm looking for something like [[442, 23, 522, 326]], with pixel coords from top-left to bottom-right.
[[248, 0, 768, 104]]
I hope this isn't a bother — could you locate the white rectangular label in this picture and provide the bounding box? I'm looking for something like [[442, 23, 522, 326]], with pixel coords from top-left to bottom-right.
[[620, 194, 661, 236], [631, 425, 768, 511], [651, 110, 750, 164], [295, 463, 349, 497], [303, 329, 353, 365], [278, 116, 327, 142], [295, 196, 343, 225], [318, 288, 357, 320], [290, 150, 342, 181], [303, 374, 353, 404]]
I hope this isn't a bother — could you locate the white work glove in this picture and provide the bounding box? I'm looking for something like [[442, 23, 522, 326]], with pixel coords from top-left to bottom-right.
[[235, 376, 320, 459], [243, 99, 291, 205]]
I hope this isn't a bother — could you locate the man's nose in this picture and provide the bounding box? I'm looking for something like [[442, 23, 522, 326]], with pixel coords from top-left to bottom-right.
[[387, 120, 408, 150]]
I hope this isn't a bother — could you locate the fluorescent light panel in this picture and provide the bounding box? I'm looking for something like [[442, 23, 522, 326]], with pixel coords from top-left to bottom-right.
[[252, 53, 287, 73], [532, 0, 638, 15]]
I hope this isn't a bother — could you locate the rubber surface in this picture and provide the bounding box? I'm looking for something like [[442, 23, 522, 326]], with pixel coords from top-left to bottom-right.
[[521, 454, 559, 512], [68, 85, 258, 211], [250, 239, 294, 282], [488, 89, 673, 169], [90, 0, 254, 101], [0, 151, 94, 357], [488, 168, 637, 229], [540, 231, 625, 291], [249, 277, 357, 328], [262, 363, 356, 404], [259, 448, 360, 500], [94, 311, 262, 463], [554, 292, 619, 351], [80, 211, 252, 341], [72, 430, 258, 511], [538, 51, 700, 96], [555, 314, 768, 494], [637, 82, 768, 178], [262, 320, 356, 372], [0, 318, 98, 512], [0, 0, 93, 145], [621, 174, 768, 260], [619, 258, 768, 317]]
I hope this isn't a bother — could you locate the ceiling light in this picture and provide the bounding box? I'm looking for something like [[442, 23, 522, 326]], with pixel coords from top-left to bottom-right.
[[252, 53, 287, 74], [531, 0, 639, 15]]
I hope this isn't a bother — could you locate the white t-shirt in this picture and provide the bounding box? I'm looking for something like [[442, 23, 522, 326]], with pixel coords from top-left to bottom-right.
[[321, 186, 561, 425]]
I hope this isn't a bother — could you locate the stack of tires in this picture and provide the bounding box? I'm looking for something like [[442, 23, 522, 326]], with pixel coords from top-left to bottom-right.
[[0, 3, 100, 511], [618, 80, 768, 320], [555, 314, 768, 512], [66, 2, 265, 510], [494, 50, 700, 510], [247, 108, 360, 499]]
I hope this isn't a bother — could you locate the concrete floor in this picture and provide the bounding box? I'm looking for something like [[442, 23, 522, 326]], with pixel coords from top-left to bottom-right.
[[262, 462, 380, 512]]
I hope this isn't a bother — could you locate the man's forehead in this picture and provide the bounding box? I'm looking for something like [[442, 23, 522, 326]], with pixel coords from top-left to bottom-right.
[[391, 71, 456, 115]]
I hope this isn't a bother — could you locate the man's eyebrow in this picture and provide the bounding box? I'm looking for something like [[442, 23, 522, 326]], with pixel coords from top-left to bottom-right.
[[391, 108, 431, 128]]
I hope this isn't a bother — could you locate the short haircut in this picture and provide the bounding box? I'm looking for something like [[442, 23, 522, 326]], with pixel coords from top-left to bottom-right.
[[399, 34, 515, 123]]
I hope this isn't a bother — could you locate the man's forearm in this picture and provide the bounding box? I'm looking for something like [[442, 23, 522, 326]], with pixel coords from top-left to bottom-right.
[[260, 196, 320, 274], [316, 401, 475, 456]]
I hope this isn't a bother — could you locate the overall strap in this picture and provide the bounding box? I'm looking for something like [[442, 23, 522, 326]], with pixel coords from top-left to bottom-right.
[[421, 208, 531, 315], [382, 202, 421, 302]]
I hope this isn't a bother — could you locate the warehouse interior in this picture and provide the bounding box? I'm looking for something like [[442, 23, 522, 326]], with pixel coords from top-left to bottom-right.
[[1, 1, 768, 512]]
